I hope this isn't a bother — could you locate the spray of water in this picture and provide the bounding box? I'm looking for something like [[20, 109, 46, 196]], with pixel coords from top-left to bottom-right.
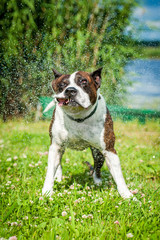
[[0, 0, 137, 121]]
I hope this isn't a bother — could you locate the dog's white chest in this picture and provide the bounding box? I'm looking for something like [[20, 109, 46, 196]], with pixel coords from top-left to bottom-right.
[[63, 117, 105, 150], [51, 96, 106, 151]]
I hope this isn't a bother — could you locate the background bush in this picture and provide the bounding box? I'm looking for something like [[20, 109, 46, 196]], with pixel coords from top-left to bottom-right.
[[0, 0, 137, 120]]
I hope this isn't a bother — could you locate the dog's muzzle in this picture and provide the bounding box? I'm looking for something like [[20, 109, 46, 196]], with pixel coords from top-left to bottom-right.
[[56, 87, 80, 107], [64, 87, 78, 98]]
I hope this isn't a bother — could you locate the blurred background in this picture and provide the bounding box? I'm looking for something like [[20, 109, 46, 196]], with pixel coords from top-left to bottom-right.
[[125, 0, 160, 110], [0, 0, 160, 121]]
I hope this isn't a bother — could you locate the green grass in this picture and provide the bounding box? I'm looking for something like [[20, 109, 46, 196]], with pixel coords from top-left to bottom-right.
[[137, 46, 160, 59], [0, 120, 160, 240]]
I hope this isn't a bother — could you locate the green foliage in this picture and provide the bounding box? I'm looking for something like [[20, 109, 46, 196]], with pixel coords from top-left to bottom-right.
[[0, 120, 159, 239], [0, 0, 137, 119]]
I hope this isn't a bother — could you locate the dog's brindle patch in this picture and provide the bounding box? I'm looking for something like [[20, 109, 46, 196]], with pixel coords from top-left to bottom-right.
[[52, 75, 70, 93], [49, 108, 56, 144], [91, 147, 105, 178], [104, 108, 117, 154]]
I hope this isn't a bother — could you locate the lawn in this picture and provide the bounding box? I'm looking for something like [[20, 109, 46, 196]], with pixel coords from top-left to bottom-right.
[[0, 119, 160, 240]]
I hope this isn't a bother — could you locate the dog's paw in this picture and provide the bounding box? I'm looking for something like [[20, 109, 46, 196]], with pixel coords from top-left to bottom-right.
[[118, 188, 133, 199], [120, 191, 136, 200], [93, 172, 102, 186], [42, 187, 53, 197]]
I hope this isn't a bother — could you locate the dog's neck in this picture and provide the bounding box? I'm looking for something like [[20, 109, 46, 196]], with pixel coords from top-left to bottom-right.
[[64, 100, 99, 123], [61, 91, 100, 121]]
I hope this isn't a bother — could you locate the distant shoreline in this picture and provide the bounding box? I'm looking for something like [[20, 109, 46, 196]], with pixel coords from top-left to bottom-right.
[[140, 46, 160, 59]]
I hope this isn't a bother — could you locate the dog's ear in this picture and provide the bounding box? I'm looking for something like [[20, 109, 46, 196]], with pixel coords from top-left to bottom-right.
[[52, 69, 63, 79], [90, 67, 102, 89]]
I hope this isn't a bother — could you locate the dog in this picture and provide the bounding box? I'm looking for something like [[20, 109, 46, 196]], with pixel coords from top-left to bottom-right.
[[42, 68, 133, 199]]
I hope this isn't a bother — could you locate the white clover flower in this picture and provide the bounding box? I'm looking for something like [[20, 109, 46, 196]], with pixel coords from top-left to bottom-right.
[[114, 220, 120, 225], [29, 164, 34, 167], [57, 193, 62, 197], [11, 222, 18, 226], [131, 189, 138, 194], [126, 233, 134, 238], [9, 236, 17, 240], [6, 181, 11, 185], [82, 215, 87, 219], [65, 158, 70, 163], [62, 211, 67, 217], [74, 199, 79, 204]]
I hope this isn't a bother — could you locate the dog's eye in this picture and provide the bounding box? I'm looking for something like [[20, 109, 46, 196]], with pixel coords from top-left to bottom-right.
[[79, 78, 87, 86], [58, 82, 67, 92]]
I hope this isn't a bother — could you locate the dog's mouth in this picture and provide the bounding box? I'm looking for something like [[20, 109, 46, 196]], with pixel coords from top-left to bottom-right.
[[57, 98, 80, 107]]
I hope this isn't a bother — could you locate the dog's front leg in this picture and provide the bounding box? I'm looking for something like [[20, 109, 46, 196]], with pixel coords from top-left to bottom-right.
[[42, 142, 62, 196], [104, 151, 133, 199]]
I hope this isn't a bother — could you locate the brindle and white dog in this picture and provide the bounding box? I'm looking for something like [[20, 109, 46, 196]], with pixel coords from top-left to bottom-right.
[[42, 68, 133, 199]]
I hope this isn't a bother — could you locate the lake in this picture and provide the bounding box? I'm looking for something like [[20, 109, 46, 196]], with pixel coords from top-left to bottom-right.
[[125, 59, 160, 110]]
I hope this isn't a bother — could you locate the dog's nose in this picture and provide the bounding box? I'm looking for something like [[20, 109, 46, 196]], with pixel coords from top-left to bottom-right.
[[65, 87, 78, 97]]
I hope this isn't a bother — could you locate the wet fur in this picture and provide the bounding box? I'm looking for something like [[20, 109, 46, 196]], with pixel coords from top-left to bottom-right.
[[42, 70, 133, 199]]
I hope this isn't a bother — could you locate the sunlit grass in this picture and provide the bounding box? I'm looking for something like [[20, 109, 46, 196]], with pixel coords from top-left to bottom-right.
[[141, 46, 160, 59], [0, 119, 159, 239]]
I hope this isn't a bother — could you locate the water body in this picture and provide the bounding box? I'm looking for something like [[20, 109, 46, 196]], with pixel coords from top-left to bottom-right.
[[125, 59, 160, 110]]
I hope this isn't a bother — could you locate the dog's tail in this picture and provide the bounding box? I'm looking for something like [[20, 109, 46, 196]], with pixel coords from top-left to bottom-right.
[[43, 99, 56, 113], [83, 161, 94, 175]]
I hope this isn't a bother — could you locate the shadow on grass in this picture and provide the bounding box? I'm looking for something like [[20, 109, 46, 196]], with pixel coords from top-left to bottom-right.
[[54, 168, 113, 192]]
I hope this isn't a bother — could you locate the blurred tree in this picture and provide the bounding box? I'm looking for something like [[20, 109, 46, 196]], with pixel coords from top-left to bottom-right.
[[0, 0, 137, 120]]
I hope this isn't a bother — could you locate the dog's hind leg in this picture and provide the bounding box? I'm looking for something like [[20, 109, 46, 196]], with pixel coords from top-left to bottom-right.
[[91, 147, 105, 186]]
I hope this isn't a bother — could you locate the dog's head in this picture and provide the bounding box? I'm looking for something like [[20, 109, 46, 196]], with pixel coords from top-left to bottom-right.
[[52, 68, 102, 112]]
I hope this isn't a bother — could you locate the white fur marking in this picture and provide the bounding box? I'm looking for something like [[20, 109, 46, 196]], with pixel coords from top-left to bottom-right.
[[93, 171, 102, 186], [54, 165, 62, 182], [67, 72, 92, 109], [42, 143, 61, 196], [104, 151, 133, 199]]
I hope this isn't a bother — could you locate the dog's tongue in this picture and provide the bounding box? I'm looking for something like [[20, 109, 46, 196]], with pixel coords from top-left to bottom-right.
[[58, 98, 69, 106]]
